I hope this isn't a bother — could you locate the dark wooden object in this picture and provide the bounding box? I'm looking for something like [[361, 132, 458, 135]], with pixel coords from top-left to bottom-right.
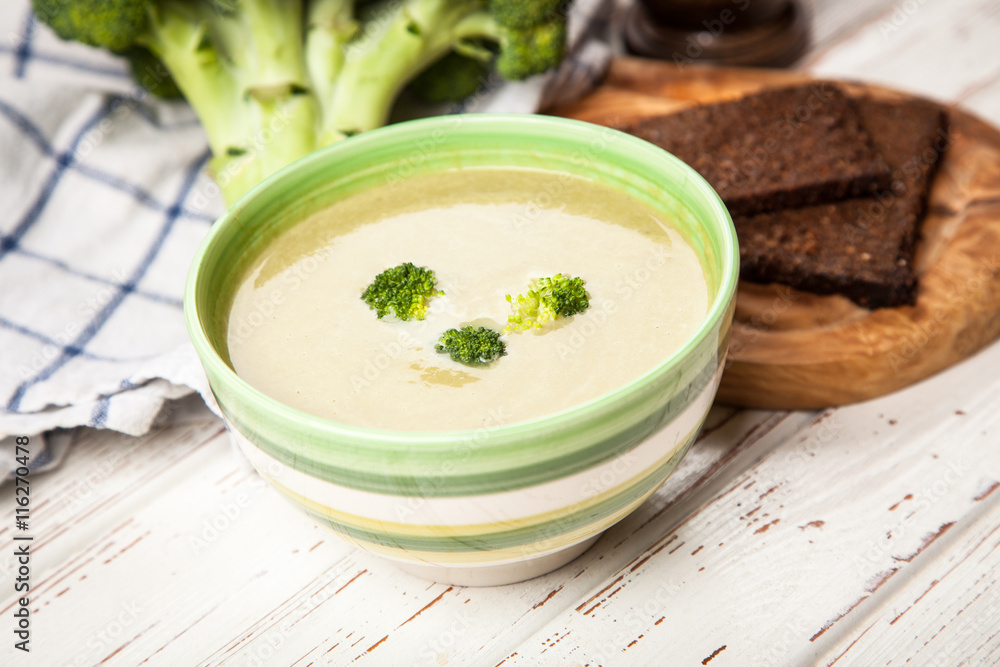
[[624, 0, 810, 68]]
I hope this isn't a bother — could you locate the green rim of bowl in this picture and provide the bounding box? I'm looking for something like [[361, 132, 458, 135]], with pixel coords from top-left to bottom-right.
[[185, 114, 738, 470]]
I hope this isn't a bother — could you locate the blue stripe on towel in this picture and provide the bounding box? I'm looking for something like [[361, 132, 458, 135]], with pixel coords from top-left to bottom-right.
[[0, 315, 155, 363], [6, 150, 210, 412], [13, 11, 34, 79], [0, 98, 215, 224], [0, 100, 112, 260], [13, 247, 184, 309], [90, 397, 110, 427]]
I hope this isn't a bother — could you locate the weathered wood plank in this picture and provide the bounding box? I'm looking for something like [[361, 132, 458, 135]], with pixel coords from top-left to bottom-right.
[[819, 498, 1000, 665]]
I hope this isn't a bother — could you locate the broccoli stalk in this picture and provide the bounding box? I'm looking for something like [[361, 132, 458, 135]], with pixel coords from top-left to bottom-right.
[[139, 1, 319, 201], [305, 0, 357, 142], [320, 0, 496, 140], [32, 0, 570, 204]]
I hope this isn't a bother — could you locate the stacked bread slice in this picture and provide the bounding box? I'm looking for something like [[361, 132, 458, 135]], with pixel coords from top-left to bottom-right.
[[624, 84, 949, 308]]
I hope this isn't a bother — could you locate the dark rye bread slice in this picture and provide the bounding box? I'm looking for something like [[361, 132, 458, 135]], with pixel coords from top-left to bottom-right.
[[734, 97, 949, 309], [624, 83, 892, 216]]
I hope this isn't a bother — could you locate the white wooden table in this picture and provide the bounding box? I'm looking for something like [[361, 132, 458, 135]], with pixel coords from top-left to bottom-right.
[[4, 0, 1000, 664]]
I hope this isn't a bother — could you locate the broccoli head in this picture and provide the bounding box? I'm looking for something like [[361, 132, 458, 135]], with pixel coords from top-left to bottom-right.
[[495, 17, 567, 80], [361, 262, 444, 321], [124, 46, 182, 99], [435, 326, 507, 364], [32, 0, 573, 203], [32, 0, 150, 52], [488, 0, 564, 29], [485, 0, 568, 79], [505, 273, 589, 332], [408, 50, 492, 104]]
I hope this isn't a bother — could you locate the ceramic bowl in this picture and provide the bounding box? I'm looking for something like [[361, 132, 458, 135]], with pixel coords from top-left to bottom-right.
[[185, 114, 738, 586]]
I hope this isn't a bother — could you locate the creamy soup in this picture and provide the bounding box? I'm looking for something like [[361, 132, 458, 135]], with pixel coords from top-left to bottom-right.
[[227, 168, 709, 431]]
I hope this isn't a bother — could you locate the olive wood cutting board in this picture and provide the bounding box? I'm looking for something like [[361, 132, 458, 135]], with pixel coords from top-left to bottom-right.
[[549, 57, 1000, 410]]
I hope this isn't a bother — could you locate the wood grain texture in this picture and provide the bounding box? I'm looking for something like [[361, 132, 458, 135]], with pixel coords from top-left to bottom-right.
[[550, 57, 1000, 409], [493, 337, 1000, 666]]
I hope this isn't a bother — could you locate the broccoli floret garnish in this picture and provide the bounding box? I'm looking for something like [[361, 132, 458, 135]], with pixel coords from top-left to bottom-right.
[[505, 273, 589, 332], [32, 0, 571, 205], [435, 326, 507, 364], [361, 262, 444, 321]]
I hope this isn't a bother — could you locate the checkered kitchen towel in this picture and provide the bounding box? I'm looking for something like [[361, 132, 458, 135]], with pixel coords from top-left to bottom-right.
[[0, 0, 614, 474]]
